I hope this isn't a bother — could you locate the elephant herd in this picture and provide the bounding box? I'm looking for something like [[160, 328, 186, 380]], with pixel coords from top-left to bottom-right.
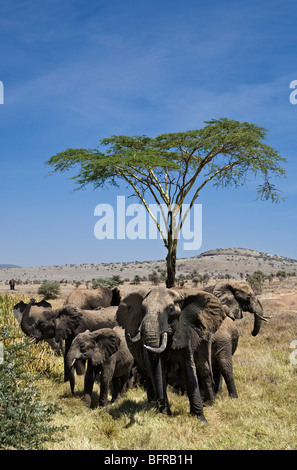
[[13, 281, 270, 424]]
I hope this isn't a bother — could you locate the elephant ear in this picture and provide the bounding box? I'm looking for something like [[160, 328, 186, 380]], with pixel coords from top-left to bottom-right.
[[212, 281, 242, 319], [91, 328, 121, 366], [116, 288, 151, 336], [172, 291, 226, 349], [54, 304, 83, 341], [34, 299, 52, 309]]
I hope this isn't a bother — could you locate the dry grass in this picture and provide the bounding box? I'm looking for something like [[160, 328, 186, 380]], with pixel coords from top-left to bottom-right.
[[1, 286, 297, 450]]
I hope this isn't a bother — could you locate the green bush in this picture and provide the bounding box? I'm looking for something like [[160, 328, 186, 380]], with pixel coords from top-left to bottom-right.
[[91, 275, 124, 289], [0, 329, 64, 449], [38, 280, 61, 299], [0, 295, 65, 449]]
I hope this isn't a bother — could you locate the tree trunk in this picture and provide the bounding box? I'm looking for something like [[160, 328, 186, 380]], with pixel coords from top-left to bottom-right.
[[166, 243, 177, 288]]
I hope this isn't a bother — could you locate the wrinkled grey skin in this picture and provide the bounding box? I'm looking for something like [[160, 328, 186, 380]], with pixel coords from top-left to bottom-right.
[[116, 288, 154, 402], [20, 299, 118, 382], [116, 286, 225, 422], [66, 326, 134, 407], [201, 280, 270, 401], [193, 313, 239, 404], [13, 300, 63, 354]]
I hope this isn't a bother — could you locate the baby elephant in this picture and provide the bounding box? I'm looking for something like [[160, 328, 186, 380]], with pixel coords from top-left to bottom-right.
[[67, 326, 133, 408]]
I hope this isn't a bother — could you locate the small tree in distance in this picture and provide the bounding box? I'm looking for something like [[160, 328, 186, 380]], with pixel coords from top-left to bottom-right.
[[38, 280, 61, 300], [46, 118, 286, 288]]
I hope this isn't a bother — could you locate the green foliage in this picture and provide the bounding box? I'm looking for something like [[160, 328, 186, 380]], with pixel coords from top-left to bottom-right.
[[38, 280, 61, 299], [0, 295, 65, 449], [46, 118, 286, 204], [92, 275, 124, 289], [148, 270, 161, 285], [276, 270, 286, 281], [246, 270, 267, 294], [131, 275, 141, 285]]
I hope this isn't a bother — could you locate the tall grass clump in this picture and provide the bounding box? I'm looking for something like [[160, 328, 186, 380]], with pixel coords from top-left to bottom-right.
[[0, 294, 65, 449]]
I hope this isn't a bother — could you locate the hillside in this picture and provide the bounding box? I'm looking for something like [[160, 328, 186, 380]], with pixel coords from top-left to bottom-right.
[[0, 248, 297, 283], [0, 264, 20, 269]]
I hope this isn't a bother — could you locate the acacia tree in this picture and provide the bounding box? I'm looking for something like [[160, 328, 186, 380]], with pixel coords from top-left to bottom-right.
[[46, 118, 286, 287]]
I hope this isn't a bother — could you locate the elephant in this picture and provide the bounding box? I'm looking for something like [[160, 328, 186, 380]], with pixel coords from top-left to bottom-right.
[[201, 313, 239, 403], [200, 280, 270, 401], [9, 279, 16, 290], [116, 286, 226, 422], [65, 286, 122, 310], [13, 299, 63, 354], [116, 288, 155, 401], [66, 326, 134, 408], [204, 280, 269, 335], [20, 299, 118, 383]]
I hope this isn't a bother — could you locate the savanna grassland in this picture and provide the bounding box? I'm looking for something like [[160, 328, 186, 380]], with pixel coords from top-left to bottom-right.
[[0, 277, 297, 450]]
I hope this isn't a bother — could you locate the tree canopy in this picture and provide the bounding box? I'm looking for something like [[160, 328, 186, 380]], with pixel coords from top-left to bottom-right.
[[46, 117, 286, 286]]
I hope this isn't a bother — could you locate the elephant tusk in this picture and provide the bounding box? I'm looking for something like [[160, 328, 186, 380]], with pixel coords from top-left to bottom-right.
[[144, 332, 168, 354], [255, 312, 272, 322], [127, 331, 141, 343], [70, 358, 76, 367]]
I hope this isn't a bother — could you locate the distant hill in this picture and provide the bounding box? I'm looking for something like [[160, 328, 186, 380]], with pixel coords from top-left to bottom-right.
[[0, 264, 21, 269], [0, 248, 297, 283]]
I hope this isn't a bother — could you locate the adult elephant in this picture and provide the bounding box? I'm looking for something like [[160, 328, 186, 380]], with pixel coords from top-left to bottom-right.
[[201, 280, 270, 401], [65, 286, 121, 310], [116, 288, 154, 402], [116, 286, 226, 422], [205, 280, 268, 335], [66, 326, 134, 407], [20, 299, 118, 383], [13, 299, 63, 354]]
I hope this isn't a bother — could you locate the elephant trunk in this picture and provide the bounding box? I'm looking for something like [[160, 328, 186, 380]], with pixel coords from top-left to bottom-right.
[[66, 349, 78, 394], [145, 349, 165, 409], [139, 311, 169, 412], [141, 313, 164, 350], [144, 333, 168, 354], [251, 300, 267, 336]]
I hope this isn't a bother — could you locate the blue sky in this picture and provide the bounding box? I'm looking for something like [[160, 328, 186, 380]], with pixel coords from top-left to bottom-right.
[[0, 0, 297, 267]]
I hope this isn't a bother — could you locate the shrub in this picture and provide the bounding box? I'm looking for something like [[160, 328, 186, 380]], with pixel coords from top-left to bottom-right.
[[246, 270, 267, 294], [92, 275, 124, 289], [131, 275, 141, 285], [38, 280, 61, 300], [0, 295, 65, 449], [148, 270, 160, 285]]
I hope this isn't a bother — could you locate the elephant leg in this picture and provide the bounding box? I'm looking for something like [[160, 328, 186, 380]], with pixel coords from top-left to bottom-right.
[[195, 341, 215, 405], [111, 377, 121, 402], [215, 350, 238, 398], [99, 375, 111, 407], [99, 358, 115, 407], [84, 360, 95, 407], [111, 372, 129, 402], [181, 349, 207, 422], [64, 337, 73, 382], [212, 360, 223, 395]]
